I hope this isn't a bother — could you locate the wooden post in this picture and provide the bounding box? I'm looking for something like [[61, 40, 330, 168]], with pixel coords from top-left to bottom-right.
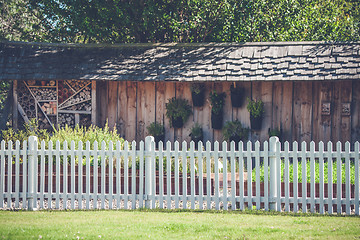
[[269, 136, 279, 211], [28, 136, 38, 211], [13, 80, 18, 129]]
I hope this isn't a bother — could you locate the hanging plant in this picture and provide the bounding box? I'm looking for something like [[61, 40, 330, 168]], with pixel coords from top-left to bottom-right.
[[247, 98, 264, 130], [165, 97, 192, 128], [190, 83, 205, 107], [230, 83, 244, 108], [209, 90, 226, 130]]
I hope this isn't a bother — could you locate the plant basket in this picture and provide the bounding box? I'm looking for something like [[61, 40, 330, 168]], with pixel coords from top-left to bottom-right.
[[250, 115, 262, 130], [211, 112, 223, 130], [172, 116, 184, 128], [230, 88, 244, 108], [191, 91, 205, 107]]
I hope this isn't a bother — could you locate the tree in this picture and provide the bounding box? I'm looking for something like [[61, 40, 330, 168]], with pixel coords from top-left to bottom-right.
[[1, 0, 360, 43]]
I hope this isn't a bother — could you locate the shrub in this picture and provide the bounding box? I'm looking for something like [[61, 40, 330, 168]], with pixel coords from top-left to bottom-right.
[[252, 159, 356, 184], [1, 119, 50, 147]]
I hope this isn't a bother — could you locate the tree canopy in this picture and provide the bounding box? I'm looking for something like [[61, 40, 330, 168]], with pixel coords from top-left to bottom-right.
[[1, 0, 360, 43]]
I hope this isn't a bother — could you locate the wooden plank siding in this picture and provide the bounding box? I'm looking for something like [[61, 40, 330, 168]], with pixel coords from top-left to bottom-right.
[[97, 80, 360, 145]]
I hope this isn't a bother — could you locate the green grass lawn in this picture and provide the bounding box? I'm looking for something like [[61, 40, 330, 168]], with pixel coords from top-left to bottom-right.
[[0, 210, 359, 239]]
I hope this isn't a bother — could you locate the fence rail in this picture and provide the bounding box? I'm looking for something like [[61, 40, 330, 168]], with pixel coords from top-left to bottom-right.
[[0, 136, 359, 215]]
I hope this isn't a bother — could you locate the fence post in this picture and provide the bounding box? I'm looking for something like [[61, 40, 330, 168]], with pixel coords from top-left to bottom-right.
[[145, 136, 154, 209], [269, 136, 279, 211], [28, 136, 38, 211]]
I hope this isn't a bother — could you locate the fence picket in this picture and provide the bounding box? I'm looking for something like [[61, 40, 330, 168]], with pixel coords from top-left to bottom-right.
[[345, 142, 351, 215], [63, 141, 68, 210], [182, 141, 187, 209], [123, 141, 129, 209], [166, 141, 171, 209], [158, 141, 164, 209], [151, 140, 156, 209], [264, 141, 269, 211], [56, 141, 61, 209], [301, 141, 307, 213], [246, 141, 252, 210], [175, 141, 180, 209], [238, 141, 244, 210], [139, 140, 144, 209], [198, 141, 204, 210], [284, 142, 290, 212], [276, 140, 281, 211], [115, 141, 121, 209], [293, 141, 299, 213], [21, 141, 27, 209], [0, 141, 5, 208], [47, 141, 53, 209], [214, 141, 220, 210], [39, 141, 45, 209], [131, 141, 137, 210], [319, 142, 325, 214], [327, 142, 333, 214], [206, 141, 211, 209], [355, 142, 359, 216], [222, 141, 228, 211], [78, 141, 83, 209], [310, 141, 315, 213], [336, 141, 342, 214], [7, 141, 12, 209], [15, 141, 20, 208], [70, 141, 75, 209], [108, 141, 113, 210], [255, 141, 260, 210], [85, 141, 91, 210], [190, 141, 195, 210], [230, 142, 235, 210], [100, 141, 106, 209], [93, 141, 99, 209]]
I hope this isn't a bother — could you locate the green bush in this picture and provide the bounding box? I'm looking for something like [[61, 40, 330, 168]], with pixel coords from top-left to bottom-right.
[[50, 122, 124, 150], [1, 119, 49, 146], [252, 159, 356, 184]]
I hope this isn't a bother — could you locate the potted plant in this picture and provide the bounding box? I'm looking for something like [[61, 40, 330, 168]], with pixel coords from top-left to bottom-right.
[[230, 83, 244, 108], [190, 83, 205, 107], [222, 120, 249, 147], [247, 98, 264, 130], [165, 97, 192, 128], [147, 122, 165, 148], [189, 123, 203, 144], [209, 90, 226, 130]]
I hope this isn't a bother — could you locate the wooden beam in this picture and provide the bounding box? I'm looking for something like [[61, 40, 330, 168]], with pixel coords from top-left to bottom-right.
[[91, 80, 97, 125], [12, 80, 18, 129], [17, 103, 30, 124]]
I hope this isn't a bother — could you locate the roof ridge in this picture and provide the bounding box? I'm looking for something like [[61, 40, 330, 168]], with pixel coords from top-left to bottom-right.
[[1, 40, 360, 49]]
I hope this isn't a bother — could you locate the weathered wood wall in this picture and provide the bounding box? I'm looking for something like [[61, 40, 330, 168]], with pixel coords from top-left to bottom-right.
[[97, 80, 360, 146]]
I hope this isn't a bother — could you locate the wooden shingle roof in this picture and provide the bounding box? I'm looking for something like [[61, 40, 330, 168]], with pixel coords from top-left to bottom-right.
[[1, 41, 359, 81]]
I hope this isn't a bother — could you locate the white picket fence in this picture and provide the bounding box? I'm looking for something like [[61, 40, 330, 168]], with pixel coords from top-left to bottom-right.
[[0, 136, 359, 215]]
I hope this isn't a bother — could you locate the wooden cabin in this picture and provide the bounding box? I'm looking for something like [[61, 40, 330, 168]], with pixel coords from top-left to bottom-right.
[[1, 41, 359, 145]]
